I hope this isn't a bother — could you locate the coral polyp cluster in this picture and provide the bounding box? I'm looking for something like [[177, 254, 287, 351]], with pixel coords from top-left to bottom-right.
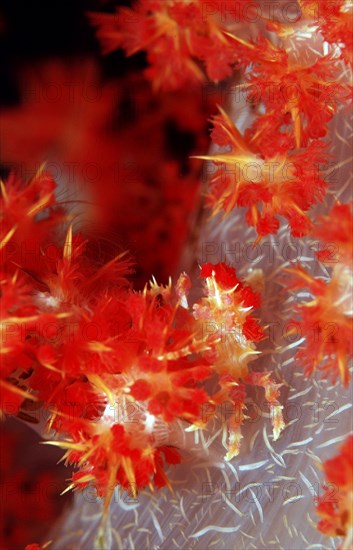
[[195, 107, 329, 237], [1, 0, 352, 548], [1, 173, 284, 521], [288, 203, 353, 386], [89, 0, 243, 90], [299, 0, 353, 66], [90, 0, 352, 239]]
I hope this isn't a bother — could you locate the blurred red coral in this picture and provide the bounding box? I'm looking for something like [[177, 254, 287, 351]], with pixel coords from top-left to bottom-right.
[[316, 435, 353, 540], [89, 0, 242, 90]]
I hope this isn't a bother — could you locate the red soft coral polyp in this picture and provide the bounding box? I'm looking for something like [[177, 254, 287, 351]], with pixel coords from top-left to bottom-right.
[[195, 108, 329, 238]]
